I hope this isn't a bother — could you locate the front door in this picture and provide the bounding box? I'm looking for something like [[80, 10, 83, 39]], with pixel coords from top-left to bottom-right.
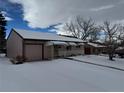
[[84, 47, 91, 54]]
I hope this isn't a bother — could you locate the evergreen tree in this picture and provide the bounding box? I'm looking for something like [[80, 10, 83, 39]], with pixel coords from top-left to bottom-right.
[[0, 11, 7, 53]]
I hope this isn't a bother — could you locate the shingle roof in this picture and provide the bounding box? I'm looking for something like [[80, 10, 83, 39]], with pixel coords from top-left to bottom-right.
[[13, 28, 84, 42]]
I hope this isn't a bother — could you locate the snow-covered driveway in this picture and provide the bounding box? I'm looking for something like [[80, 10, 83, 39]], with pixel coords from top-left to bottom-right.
[[0, 56, 124, 92]]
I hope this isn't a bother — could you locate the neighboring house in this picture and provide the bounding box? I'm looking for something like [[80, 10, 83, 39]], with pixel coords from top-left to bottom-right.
[[115, 47, 124, 58], [7, 28, 85, 62], [84, 42, 106, 55]]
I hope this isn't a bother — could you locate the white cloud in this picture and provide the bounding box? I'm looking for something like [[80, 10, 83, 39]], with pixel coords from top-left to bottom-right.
[[9, 0, 122, 35], [54, 23, 77, 36], [90, 5, 115, 12], [1, 11, 7, 15], [5, 16, 13, 21], [1, 11, 13, 21], [9, 0, 81, 28], [114, 19, 124, 24], [54, 24, 67, 35]]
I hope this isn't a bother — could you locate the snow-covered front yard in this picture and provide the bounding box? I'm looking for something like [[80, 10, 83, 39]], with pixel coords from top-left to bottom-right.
[[0, 55, 124, 92], [70, 55, 124, 70]]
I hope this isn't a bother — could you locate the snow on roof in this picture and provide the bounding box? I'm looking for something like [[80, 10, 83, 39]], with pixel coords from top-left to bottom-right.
[[88, 43, 105, 48], [68, 42, 77, 46], [77, 43, 85, 46], [116, 47, 124, 50], [13, 29, 84, 42], [45, 41, 68, 46], [45, 41, 84, 46]]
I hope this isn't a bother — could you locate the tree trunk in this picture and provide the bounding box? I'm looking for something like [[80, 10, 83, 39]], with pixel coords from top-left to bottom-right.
[[109, 53, 114, 61]]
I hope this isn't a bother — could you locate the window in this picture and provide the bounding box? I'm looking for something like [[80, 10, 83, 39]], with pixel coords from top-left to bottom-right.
[[57, 46, 61, 49], [76, 45, 81, 48], [55, 45, 61, 49], [66, 46, 71, 50]]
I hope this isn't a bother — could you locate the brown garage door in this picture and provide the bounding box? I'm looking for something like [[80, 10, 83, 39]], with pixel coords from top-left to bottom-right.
[[25, 44, 43, 61]]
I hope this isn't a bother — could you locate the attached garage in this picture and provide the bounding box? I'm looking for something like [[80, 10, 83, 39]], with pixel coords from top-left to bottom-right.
[[7, 28, 85, 62]]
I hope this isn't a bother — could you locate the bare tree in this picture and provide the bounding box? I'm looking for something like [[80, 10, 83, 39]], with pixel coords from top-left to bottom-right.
[[89, 27, 101, 42], [118, 25, 124, 46], [63, 16, 98, 41], [101, 21, 120, 61]]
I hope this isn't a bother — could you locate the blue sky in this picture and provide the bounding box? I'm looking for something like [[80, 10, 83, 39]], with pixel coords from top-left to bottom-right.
[[0, 0, 57, 37], [1, 0, 124, 38]]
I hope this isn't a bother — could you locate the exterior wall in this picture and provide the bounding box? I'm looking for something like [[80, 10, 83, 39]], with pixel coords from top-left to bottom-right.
[[66, 46, 76, 56], [77, 46, 84, 55], [7, 31, 23, 59], [57, 46, 67, 57], [53, 45, 66, 58], [53, 45, 84, 58], [84, 44, 106, 55], [66, 46, 84, 56], [44, 45, 54, 60], [90, 47, 106, 55]]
